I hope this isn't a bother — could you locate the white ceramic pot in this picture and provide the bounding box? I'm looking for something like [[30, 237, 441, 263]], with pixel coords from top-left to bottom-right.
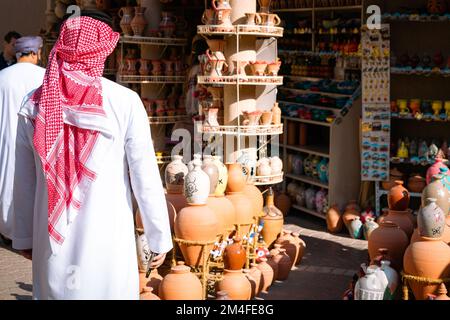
[[257, 158, 272, 177], [136, 233, 151, 272], [270, 156, 283, 175], [213, 156, 228, 196], [380, 260, 399, 299], [188, 154, 203, 171], [165, 155, 188, 193], [184, 159, 210, 205], [354, 265, 385, 300]]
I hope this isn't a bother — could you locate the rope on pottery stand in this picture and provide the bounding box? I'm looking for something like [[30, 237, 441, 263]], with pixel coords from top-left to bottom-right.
[[401, 272, 450, 300]]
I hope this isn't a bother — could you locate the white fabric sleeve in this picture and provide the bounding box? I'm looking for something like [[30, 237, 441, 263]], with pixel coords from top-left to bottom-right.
[[11, 116, 36, 250], [125, 92, 173, 254]]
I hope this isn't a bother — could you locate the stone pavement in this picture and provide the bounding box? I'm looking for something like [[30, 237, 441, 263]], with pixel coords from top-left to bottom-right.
[[0, 211, 367, 300]]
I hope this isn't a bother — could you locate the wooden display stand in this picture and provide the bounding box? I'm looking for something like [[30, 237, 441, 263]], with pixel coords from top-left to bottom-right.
[[401, 272, 450, 300]]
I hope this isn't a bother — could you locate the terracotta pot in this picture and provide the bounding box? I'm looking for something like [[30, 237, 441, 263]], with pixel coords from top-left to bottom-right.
[[326, 204, 343, 233], [119, 7, 134, 36], [215, 291, 231, 300], [249, 263, 263, 297], [272, 248, 291, 281], [130, 6, 147, 36], [292, 232, 306, 265], [417, 198, 446, 239], [368, 221, 409, 271], [226, 163, 246, 193], [422, 174, 450, 215], [207, 195, 236, 237], [202, 155, 219, 195], [225, 192, 254, 236], [166, 192, 188, 214], [275, 231, 297, 269], [165, 155, 188, 194], [184, 159, 210, 205], [140, 287, 160, 300], [136, 200, 176, 234], [223, 237, 247, 270], [388, 180, 410, 211], [174, 204, 218, 267], [261, 188, 284, 247], [139, 270, 163, 296], [213, 156, 228, 197], [266, 255, 279, 284], [408, 175, 426, 193], [243, 183, 264, 218], [217, 269, 252, 300], [274, 193, 292, 217], [159, 263, 203, 300], [385, 209, 414, 239], [434, 284, 450, 300], [243, 269, 257, 299], [403, 236, 450, 300], [257, 258, 275, 293]]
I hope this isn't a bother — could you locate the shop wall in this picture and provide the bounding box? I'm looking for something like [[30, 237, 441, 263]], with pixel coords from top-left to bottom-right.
[[0, 0, 46, 40]]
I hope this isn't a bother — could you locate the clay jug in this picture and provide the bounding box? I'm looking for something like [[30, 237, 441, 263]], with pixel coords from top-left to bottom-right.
[[272, 248, 292, 281], [257, 258, 275, 293], [266, 255, 279, 284], [139, 270, 163, 296], [385, 209, 414, 239], [213, 156, 228, 197], [119, 7, 134, 36], [225, 191, 254, 236], [223, 237, 247, 270], [418, 198, 446, 239], [272, 103, 282, 125], [368, 221, 409, 271], [274, 192, 292, 217], [174, 204, 218, 267], [275, 231, 297, 269], [249, 263, 263, 297], [202, 155, 219, 195], [426, 158, 448, 185], [166, 192, 187, 214], [226, 163, 247, 193], [243, 183, 264, 218], [165, 155, 188, 194], [184, 159, 210, 205], [388, 181, 410, 211], [140, 287, 160, 300], [260, 188, 284, 247], [243, 269, 257, 299], [354, 266, 385, 300], [403, 236, 450, 300], [159, 263, 203, 300], [434, 284, 450, 300], [292, 232, 306, 265], [130, 6, 147, 36], [217, 269, 252, 300], [422, 174, 450, 215], [326, 204, 343, 233], [207, 194, 236, 237]]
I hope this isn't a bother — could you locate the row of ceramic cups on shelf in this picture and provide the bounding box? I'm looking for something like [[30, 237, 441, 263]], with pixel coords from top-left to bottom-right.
[[142, 97, 185, 117], [256, 157, 283, 179], [120, 59, 186, 77]]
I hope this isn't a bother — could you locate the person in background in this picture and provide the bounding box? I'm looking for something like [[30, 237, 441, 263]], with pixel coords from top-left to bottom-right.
[[0, 31, 22, 71], [0, 36, 46, 246], [12, 14, 172, 299]]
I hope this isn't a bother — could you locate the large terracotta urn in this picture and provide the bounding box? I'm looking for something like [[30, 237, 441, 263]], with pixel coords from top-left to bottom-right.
[[159, 263, 203, 300], [272, 248, 292, 281], [388, 181, 410, 211], [243, 183, 264, 218], [226, 163, 247, 193], [368, 221, 409, 271], [174, 204, 218, 267], [223, 237, 246, 270], [417, 198, 446, 239], [257, 258, 274, 293], [292, 232, 306, 265], [385, 209, 414, 239], [165, 155, 188, 194], [422, 174, 450, 216], [226, 191, 254, 235], [326, 204, 343, 233], [217, 269, 252, 300], [207, 194, 236, 237], [403, 236, 450, 300], [260, 188, 284, 247], [275, 231, 297, 270], [184, 159, 210, 205], [213, 156, 228, 197], [166, 192, 188, 214]]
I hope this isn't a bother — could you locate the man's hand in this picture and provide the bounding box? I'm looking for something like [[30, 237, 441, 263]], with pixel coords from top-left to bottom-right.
[[149, 253, 166, 269], [20, 249, 32, 260]]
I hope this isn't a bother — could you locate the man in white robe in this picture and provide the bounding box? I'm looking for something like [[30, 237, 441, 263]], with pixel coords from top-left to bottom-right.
[[12, 15, 172, 300], [0, 36, 45, 244]]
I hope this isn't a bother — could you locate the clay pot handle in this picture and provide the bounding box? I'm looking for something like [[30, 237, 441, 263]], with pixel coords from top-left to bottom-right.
[[211, 0, 218, 11], [118, 7, 124, 18], [202, 11, 208, 24], [274, 14, 281, 26], [255, 13, 262, 25]]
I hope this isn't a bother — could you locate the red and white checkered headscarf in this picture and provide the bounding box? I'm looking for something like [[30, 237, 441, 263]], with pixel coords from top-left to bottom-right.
[[29, 16, 119, 251]]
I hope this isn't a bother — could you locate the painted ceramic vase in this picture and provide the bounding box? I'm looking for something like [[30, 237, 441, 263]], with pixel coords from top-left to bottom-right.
[[226, 163, 247, 193], [223, 237, 246, 270], [354, 266, 385, 300], [202, 155, 219, 195], [184, 159, 210, 205], [272, 248, 292, 281], [385, 209, 414, 239], [403, 236, 450, 300], [159, 263, 203, 300], [257, 258, 274, 293], [317, 158, 329, 183], [188, 154, 202, 171], [303, 155, 314, 177], [388, 181, 410, 211], [363, 217, 379, 240], [292, 154, 304, 175], [217, 269, 252, 300], [165, 155, 188, 194], [119, 6, 134, 36], [368, 221, 409, 271], [130, 6, 148, 36], [174, 204, 218, 267], [422, 174, 450, 216], [380, 260, 399, 300], [270, 156, 283, 175], [326, 204, 343, 234], [426, 158, 448, 185], [207, 194, 236, 237], [349, 217, 363, 239], [305, 188, 316, 210], [213, 156, 228, 196], [315, 189, 328, 214], [243, 183, 264, 218], [417, 198, 446, 238], [261, 188, 284, 247], [257, 158, 272, 177], [295, 185, 306, 207], [136, 233, 151, 273]]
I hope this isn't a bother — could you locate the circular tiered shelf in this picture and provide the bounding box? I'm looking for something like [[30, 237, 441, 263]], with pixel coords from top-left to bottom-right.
[[251, 172, 284, 186], [197, 24, 284, 37], [197, 75, 283, 85], [198, 124, 283, 136]]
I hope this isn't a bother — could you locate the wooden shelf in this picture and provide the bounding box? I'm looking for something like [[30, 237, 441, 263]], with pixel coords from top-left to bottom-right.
[[118, 75, 186, 84], [251, 173, 284, 186], [292, 204, 326, 220], [197, 25, 284, 37], [285, 173, 329, 189], [278, 100, 341, 113], [285, 144, 330, 158], [273, 5, 362, 13], [391, 115, 450, 123], [120, 36, 188, 46], [148, 115, 190, 124], [282, 116, 332, 127], [377, 189, 422, 198], [280, 87, 352, 98]]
